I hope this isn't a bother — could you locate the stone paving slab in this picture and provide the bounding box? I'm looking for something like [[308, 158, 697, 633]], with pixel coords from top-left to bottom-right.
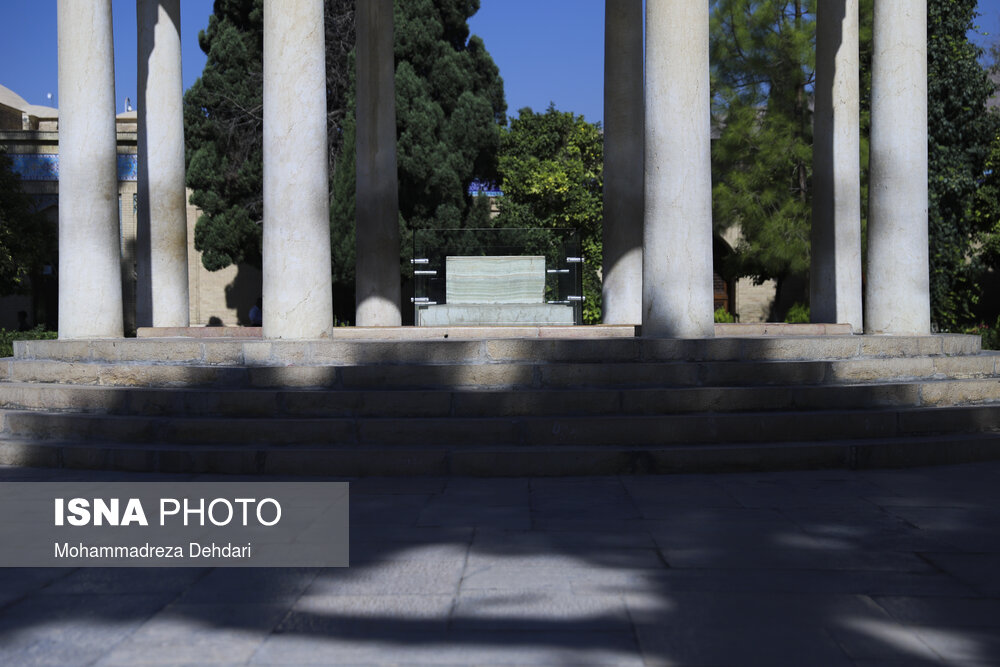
[[1, 462, 999, 665]]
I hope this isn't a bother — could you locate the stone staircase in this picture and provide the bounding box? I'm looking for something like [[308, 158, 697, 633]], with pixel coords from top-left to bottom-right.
[[1, 332, 998, 475]]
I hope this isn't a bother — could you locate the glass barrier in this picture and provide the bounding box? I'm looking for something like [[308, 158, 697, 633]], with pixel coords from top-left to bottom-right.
[[411, 228, 583, 326]]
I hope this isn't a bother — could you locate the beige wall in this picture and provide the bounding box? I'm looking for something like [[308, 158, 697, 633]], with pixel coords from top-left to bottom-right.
[[734, 277, 777, 323], [186, 192, 262, 326], [0, 107, 20, 131], [720, 226, 777, 323]]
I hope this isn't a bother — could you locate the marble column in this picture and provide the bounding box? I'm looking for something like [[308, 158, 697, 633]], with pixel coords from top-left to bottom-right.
[[136, 0, 189, 328], [865, 0, 930, 334], [602, 0, 643, 325], [56, 0, 123, 338], [810, 0, 863, 332], [643, 0, 715, 338], [355, 0, 402, 326], [262, 0, 333, 338]]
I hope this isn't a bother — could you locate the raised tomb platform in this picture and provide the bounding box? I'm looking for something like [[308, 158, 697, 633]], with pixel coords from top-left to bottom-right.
[[0, 329, 998, 476], [415, 256, 579, 327]]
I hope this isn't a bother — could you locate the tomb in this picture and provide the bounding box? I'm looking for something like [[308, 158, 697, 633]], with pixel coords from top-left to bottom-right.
[[416, 256, 576, 326]]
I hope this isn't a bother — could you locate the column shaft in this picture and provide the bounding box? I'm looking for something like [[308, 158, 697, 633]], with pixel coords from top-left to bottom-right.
[[355, 0, 402, 326], [262, 0, 333, 338], [865, 0, 930, 334], [643, 0, 715, 337], [602, 0, 643, 325], [810, 0, 862, 331], [137, 0, 189, 328], [56, 0, 123, 338]]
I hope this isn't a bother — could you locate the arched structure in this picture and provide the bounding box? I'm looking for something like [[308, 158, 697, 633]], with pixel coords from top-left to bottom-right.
[[55, 0, 930, 339]]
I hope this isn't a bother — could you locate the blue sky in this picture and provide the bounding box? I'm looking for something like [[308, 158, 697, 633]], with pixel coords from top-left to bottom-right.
[[1, 0, 998, 125]]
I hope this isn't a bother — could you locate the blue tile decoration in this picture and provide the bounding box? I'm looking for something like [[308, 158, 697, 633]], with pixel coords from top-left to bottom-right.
[[467, 179, 503, 197], [6, 153, 139, 182], [8, 154, 59, 181], [117, 154, 137, 181]]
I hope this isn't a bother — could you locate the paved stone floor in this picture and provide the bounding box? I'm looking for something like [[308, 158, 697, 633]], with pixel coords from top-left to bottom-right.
[[1, 462, 999, 666]]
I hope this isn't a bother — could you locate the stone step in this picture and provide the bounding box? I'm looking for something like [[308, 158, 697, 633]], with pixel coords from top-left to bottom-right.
[[3, 404, 998, 448], [0, 379, 998, 417], [2, 334, 996, 476], [1, 432, 998, 476], [11, 333, 983, 366], [135, 324, 640, 340], [4, 353, 998, 389], [134, 322, 853, 339], [535, 355, 1000, 389]]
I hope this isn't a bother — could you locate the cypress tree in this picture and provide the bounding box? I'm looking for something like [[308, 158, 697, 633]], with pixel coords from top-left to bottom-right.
[[184, 0, 266, 271], [185, 0, 505, 317], [330, 0, 506, 284]]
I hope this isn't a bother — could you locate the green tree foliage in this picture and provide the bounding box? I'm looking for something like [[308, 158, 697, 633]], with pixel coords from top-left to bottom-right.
[[927, 0, 1000, 329], [329, 93, 357, 288], [0, 327, 56, 358], [330, 0, 506, 282], [976, 88, 1000, 300], [394, 0, 505, 231], [495, 106, 603, 323], [0, 151, 51, 295], [968, 40, 1000, 325], [184, 0, 265, 271], [978, 127, 1000, 262], [184, 0, 355, 272], [710, 0, 816, 315]]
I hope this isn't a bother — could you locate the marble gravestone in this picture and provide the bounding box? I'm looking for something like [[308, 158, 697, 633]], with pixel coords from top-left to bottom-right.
[[446, 256, 545, 304]]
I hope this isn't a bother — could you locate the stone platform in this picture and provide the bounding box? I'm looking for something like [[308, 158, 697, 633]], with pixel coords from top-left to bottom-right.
[[0, 331, 998, 475], [3, 461, 999, 665]]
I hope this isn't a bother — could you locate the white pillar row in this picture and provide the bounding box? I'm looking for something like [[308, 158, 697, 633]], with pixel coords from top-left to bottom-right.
[[355, 0, 402, 327], [602, 0, 643, 325], [810, 0, 863, 332], [865, 0, 930, 334], [136, 0, 189, 328], [56, 0, 124, 339], [261, 0, 333, 338], [642, 0, 715, 338]]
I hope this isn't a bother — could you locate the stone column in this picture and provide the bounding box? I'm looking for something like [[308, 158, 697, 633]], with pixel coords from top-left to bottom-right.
[[643, 0, 715, 338], [810, 0, 862, 332], [56, 0, 123, 338], [136, 0, 189, 328], [262, 0, 333, 338], [602, 0, 643, 325], [355, 0, 402, 326], [865, 0, 930, 334]]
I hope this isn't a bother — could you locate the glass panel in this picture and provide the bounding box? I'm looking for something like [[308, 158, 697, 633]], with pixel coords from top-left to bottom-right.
[[411, 228, 583, 326]]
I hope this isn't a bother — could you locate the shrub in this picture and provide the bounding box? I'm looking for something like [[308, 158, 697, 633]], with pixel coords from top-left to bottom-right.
[[962, 316, 1000, 350], [714, 307, 736, 323], [0, 327, 57, 358], [784, 303, 810, 324]]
